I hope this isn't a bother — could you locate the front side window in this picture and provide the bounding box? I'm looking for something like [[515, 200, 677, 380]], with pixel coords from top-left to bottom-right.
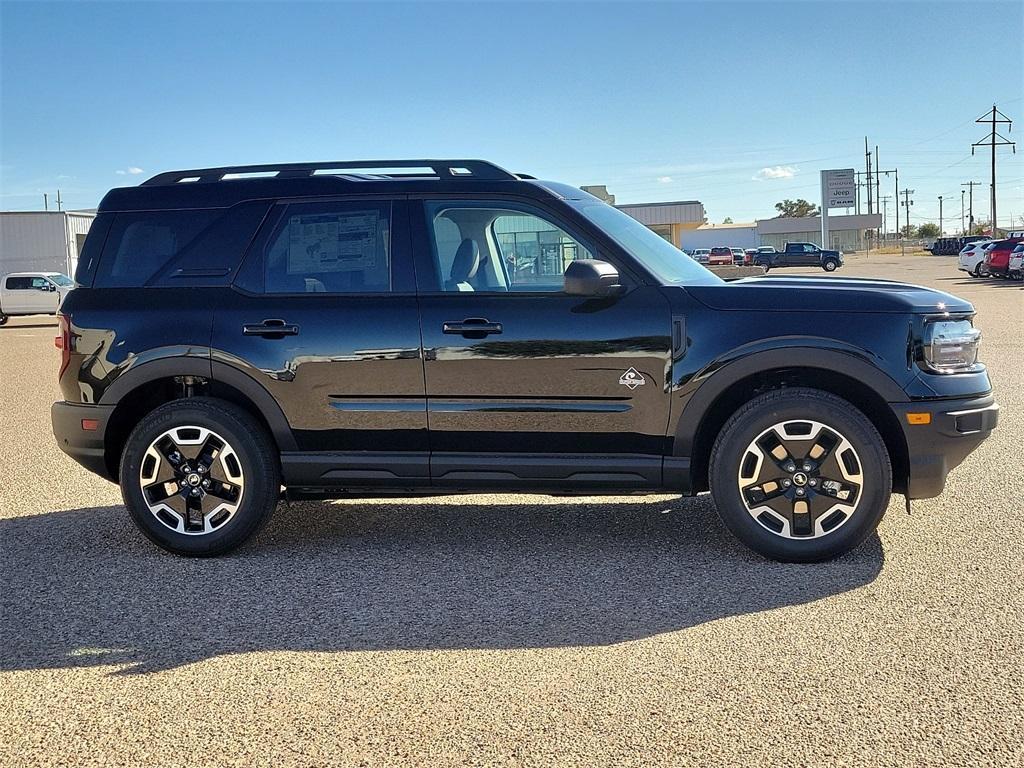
[[49, 274, 74, 287], [264, 201, 391, 294], [425, 201, 593, 292]]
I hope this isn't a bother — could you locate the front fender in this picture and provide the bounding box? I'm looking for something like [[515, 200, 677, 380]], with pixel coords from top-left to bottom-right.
[[671, 343, 909, 459]]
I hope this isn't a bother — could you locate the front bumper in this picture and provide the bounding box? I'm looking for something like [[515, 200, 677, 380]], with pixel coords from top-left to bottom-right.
[[51, 401, 116, 481], [890, 393, 999, 499]]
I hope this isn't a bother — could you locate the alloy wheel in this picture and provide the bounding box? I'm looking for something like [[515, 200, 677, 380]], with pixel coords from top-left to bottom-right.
[[138, 425, 244, 535], [736, 419, 864, 539]]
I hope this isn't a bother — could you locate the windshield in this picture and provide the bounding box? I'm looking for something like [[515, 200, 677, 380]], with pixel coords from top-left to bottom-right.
[[569, 201, 721, 285], [48, 274, 74, 286]]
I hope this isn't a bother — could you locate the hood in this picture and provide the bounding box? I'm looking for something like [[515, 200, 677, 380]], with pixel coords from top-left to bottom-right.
[[685, 276, 974, 315]]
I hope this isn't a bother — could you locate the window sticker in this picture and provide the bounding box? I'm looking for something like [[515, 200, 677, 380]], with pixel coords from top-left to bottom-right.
[[286, 212, 379, 274]]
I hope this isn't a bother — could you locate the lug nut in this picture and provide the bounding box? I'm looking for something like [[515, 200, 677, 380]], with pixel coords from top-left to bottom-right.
[[782, 479, 791, 487], [201, 479, 211, 488], [802, 462, 812, 471], [795, 488, 806, 497], [191, 488, 201, 496], [809, 478, 818, 487], [197, 464, 207, 474], [180, 480, 188, 488], [784, 463, 796, 472]]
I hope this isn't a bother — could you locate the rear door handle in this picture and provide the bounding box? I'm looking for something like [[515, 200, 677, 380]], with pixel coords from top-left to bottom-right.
[[442, 318, 503, 336], [243, 319, 300, 337]]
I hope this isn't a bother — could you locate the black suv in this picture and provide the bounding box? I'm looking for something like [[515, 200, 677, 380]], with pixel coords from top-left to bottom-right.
[[52, 160, 999, 562]]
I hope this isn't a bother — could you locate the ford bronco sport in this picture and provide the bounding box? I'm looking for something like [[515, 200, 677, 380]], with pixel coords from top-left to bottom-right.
[[52, 160, 999, 561]]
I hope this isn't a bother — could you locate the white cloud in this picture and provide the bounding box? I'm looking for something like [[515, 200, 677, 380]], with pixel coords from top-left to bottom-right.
[[116, 166, 144, 175], [754, 165, 797, 181], [657, 176, 674, 183]]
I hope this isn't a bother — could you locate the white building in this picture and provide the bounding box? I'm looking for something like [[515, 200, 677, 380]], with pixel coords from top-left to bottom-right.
[[0, 211, 96, 278]]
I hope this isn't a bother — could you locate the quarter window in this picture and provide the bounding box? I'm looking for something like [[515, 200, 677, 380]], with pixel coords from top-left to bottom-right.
[[264, 202, 391, 293], [96, 210, 219, 287]]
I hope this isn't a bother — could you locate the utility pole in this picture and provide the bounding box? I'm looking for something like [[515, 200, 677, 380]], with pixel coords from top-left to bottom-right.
[[962, 180, 981, 233], [879, 195, 892, 240], [938, 195, 943, 235], [875, 145, 881, 215], [56, 189, 63, 212], [971, 105, 1014, 234], [864, 137, 874, 215], [961, 189, 966, 234], [43, 193, 48, 211], [900, 188, 915, 238]]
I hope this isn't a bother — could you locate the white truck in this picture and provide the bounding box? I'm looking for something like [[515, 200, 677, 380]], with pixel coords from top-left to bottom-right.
[[0, 272, 75, 325]]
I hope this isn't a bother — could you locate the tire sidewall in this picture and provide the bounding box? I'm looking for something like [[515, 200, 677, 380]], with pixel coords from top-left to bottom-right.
[[823, 259, 838, 271], [711, 391, 891, 562], [120, 399, 279, 556]]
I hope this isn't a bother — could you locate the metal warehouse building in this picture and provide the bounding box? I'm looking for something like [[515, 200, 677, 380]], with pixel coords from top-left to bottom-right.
[[0, 211, 96, 278]]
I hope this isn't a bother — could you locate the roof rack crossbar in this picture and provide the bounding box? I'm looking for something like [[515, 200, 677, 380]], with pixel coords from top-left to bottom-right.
[[142, 159, 518, 186]]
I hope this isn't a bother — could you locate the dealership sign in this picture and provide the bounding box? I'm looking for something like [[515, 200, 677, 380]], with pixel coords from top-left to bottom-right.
[[823, 168, 856, 209]]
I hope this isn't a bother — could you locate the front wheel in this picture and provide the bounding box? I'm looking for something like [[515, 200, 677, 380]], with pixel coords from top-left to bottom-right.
[[0, 312, 7, 326], [710, 388, 891, 562], [822, 258, 839, 272], [119, 397, 280, 556]]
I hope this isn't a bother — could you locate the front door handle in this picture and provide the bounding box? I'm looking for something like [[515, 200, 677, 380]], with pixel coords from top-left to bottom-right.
[[442, 318, 503, 337], [243, 319, 300, 337]]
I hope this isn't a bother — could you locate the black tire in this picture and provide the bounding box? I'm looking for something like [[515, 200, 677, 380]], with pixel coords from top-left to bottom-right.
[[822, 258, 839, 272], [119, 397, 280, 556], [0, 312, 8, 326], [710, 388, 891, 563]]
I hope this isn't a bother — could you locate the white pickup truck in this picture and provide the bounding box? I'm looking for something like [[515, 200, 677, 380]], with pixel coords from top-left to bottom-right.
[[0, 272, 75, 325]]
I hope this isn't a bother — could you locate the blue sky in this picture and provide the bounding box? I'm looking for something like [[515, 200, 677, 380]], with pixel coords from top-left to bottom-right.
[[2, 1, 1022, 230]]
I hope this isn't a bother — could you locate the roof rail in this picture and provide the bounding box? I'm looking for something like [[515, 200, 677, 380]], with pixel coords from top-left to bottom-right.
[[141, 159, 519, 186]]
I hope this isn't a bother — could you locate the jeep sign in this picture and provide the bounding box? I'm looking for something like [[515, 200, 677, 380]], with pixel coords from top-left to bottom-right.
[[824, 168, 856, 209]]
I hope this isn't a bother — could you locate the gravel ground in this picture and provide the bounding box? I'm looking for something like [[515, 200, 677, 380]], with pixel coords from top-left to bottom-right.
[[1, 253, 1021, 767]]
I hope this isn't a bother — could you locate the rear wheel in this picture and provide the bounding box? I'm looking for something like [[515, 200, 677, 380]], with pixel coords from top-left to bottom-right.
[[119, 397, 280, 556], [710, 388, 891, 562], [0, 312, 7, 326]]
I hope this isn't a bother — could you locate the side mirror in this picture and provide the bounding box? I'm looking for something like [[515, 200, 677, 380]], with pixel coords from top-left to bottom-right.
[[563, 259, 623, 297]]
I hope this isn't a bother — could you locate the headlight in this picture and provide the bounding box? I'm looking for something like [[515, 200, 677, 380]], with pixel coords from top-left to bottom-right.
[[922, 319, 982, 373]]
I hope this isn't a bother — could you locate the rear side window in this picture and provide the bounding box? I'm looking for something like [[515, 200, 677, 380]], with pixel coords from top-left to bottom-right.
[[95, 210, 219, 287], [263, 201, 391, 293], [92, 203, 270, 288]]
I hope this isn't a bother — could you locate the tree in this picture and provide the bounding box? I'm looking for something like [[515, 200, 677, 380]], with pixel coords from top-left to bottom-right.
[[900, 224, 918, 239], [969, 220, 991, 236], [774, 199, 820, 218], [722, 217, 733, 224], [917, 223, 940, 238]]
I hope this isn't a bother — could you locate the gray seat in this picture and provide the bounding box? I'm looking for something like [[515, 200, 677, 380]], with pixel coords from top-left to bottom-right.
[[447, 239, 480, 292]]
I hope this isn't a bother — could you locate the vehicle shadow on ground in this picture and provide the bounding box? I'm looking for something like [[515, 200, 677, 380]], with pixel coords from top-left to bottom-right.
[[0, 497, 883, 674], [935, 276, 1022, 289]]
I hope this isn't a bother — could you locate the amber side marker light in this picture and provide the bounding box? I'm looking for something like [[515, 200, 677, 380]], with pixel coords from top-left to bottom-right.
[[81, 419, 99, 431], [906, 413, 932, 425]]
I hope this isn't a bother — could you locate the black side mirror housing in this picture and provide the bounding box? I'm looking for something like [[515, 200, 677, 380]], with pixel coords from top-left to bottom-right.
[[563, 259, 623, 297]]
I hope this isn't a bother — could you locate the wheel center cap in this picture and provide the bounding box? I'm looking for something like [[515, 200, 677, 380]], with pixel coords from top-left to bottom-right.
[[792, 471, 808, 487], [186, 473, 202, 487]]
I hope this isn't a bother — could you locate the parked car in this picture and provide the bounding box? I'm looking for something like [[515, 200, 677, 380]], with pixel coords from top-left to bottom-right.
[[51, 158, 998, 563], [957, 240, 993, 277], [982, 237, 1024, 277], [927, 236, 987, 256], [730, 247, 745, 264], [753, 242, 843, 272], [692, 248, 711, 264], [0, 272, 75, 325], [1008, 244, 1024, 280], [708, 246, 733, 266]]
